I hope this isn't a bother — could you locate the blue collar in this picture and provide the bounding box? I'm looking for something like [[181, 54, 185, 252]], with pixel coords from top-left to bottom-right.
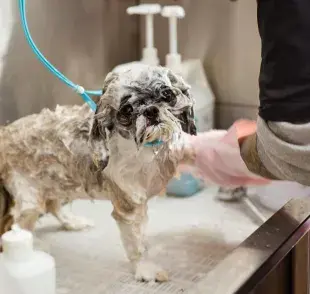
[[18, 0, 163, 147], [144, 139, 164, 147]]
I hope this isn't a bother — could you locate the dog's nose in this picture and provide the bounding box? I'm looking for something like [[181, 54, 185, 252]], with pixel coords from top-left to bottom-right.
[[143, 106, 159, 122]]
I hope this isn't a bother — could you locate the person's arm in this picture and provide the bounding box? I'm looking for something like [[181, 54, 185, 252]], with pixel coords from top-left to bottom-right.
[[178, 120, 270, 187], [239, 131, 278, 181], [257, 0, 310, 123], [179, 0, 310, 187]]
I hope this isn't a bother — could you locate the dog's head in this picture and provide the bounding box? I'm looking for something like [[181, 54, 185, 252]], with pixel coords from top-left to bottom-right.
[[89, 65, 196, 169]]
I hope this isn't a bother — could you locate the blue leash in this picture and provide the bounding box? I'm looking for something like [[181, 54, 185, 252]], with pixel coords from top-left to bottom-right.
[[18, 0, 99, 111], [18, 0, 163, 147]]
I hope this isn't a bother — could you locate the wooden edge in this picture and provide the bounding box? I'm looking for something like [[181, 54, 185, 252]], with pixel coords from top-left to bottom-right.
[[292, 231, 309, 294]]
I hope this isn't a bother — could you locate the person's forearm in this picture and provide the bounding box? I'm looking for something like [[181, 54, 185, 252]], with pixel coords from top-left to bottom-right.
[[178, 120, 270, 187], [240, 132, 278, 181], [237, 0, 310, 184], [178, 0, 310, 186], [241, 118, 310, 186]]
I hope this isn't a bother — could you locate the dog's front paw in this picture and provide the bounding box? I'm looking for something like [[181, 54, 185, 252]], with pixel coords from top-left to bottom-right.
[[62, 215, 94, 231], [135, 261, 169, 282]]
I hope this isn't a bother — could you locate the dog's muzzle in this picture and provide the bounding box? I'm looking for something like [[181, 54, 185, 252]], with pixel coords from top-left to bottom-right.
[[137, 106, 180, 147], [143, 106, 160, 126]]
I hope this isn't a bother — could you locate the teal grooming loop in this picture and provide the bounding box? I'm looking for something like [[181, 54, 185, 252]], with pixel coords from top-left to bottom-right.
[[18, 0, 100, 111]]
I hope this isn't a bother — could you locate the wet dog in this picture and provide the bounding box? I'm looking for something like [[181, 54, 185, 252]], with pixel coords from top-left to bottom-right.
[[0, 65, 196, 281]]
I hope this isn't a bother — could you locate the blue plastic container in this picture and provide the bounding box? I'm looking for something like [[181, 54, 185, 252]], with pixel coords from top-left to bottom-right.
[[166, 172, 204, 197], [166, 114, 204, 197]]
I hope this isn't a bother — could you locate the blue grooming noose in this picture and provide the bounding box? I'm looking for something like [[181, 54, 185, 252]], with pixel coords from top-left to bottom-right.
[[144, 139, 163, 147], [18, 0, 99, 111], [18, 0, 163, 147]]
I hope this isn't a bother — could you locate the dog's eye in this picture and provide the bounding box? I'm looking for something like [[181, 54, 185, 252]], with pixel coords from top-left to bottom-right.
[[160, 87, 177, 106], [117, 104, 133, 126], [161, 89, 174, 102], [120, 104, 133, 116]]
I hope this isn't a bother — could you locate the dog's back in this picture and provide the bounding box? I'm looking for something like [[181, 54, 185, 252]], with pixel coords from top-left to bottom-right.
[[0, 104, 100, 233]]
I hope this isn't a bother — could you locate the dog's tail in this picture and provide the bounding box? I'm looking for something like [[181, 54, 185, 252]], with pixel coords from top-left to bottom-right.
[[0, 180, 14, 237]]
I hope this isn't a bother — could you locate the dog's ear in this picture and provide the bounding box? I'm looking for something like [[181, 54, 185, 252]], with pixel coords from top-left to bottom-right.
[[167, 70, 197, 136], [89, 105, 113, 171], [178, 107, 197, 135], [102, 72, 119, 94], [89, 72, 118, 170]]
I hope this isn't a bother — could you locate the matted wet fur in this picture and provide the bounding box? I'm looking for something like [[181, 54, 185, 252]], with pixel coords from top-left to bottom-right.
[[0, 65, 196, 281], [0, 180, 14, 236]]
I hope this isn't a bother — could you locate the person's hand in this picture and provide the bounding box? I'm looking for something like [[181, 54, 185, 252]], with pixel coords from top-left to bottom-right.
[[176, 120, 270, 187]]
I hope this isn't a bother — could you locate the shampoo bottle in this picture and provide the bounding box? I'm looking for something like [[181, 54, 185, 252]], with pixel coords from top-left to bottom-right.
[[0, 224, 56, 294]]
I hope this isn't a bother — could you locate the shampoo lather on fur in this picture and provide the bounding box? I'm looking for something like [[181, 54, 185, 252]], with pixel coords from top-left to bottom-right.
[[0, 224, 56, 294]]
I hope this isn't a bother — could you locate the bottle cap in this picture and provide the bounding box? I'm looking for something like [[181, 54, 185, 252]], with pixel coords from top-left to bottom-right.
[[2, 224, 34, 262]]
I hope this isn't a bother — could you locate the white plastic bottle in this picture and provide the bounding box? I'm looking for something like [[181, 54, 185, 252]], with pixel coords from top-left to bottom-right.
[[0, 224, 56, 294]]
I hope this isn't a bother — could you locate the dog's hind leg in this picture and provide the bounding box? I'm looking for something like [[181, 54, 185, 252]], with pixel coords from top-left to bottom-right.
[[3, 172, 44, 232], [46, 199, 94, 231], [0, 181, 15, 236], [112, 200, 168, 282], [17, 209, 41, 231]]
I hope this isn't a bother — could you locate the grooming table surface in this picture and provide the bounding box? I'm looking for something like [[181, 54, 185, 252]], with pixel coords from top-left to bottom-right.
[[35, 187, 270, 294]]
